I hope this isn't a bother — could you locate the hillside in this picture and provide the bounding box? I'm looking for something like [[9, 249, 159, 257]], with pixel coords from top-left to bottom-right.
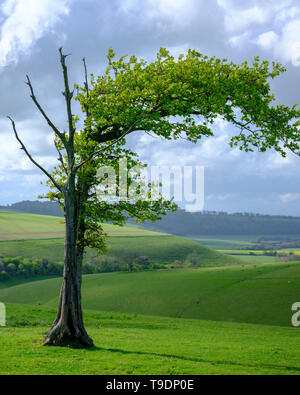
[[1, 261, 299, 327], [0, 211, 235, 267], [140, 210, 300, 236], [0, 200, 63, 217], [0, 211, 164, 239]]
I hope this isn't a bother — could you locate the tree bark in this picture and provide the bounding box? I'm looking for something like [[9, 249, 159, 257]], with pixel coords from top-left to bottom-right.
[[44, 187, 94, 348]]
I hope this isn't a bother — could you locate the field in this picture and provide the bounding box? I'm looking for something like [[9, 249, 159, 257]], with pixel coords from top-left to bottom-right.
[[0, 211, 236, 266], [1, 304, 299, 375], [0, 211, 164, 239], [1, 212, 300, 375], [187, 235, 257, 250], [1, 261, 300, 327]]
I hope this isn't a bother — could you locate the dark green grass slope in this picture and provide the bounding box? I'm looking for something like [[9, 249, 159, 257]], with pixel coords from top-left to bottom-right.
[[1, 262, 299, 327], [1, 304, 300, 375]]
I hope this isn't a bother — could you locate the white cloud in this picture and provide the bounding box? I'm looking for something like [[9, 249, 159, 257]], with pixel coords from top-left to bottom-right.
[[279, 193, 300, 203], [229, 32, 251, 48], [276, 20, 300, 66], [0, 0, 71, 67], [257, 31, 279, 50], [119, 0, 197, 24], [264, 148, 297, 170], [219, 4, 270, 33], [218, 0, 300, 66], [0, 118, 56, 183]]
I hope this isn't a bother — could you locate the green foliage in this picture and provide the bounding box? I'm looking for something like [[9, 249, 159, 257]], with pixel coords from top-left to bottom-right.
[[0, 256, 63, 281], [76, 48, 298, 158]]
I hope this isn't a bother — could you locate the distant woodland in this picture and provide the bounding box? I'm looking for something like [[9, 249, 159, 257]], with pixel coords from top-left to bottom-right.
[[0, 200, 63, 217], [1, 201, 300, 236]]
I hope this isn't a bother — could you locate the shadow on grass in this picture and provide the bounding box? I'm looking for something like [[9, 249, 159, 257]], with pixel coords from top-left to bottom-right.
[[85, 346, 300, 374]]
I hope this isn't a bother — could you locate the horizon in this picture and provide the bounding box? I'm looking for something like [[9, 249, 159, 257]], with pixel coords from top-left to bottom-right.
[[1, 199, 300, 219]]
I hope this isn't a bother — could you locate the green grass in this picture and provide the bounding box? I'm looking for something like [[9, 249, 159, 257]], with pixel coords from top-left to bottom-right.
[[0, 211, 236, 266], [187, 235, 257, 250], [233, 255, 277, 264], [0, 236, 236, 266], [1, 261, 299, 327], [0, 211, 168, 239], [1, 304, 299, 375]]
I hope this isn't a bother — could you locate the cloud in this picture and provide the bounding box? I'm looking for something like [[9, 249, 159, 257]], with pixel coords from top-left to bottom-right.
[[0, 0, 71, 67], [218, 0, 300, 66], [257, 31, 279, 50], [120, 0, 197, 23], [0, 118, 56, 179], [276, 20, 300, 66], [279, 193, 300, 203], [0, 0, 299, 215], [218, 1, 271, 33]]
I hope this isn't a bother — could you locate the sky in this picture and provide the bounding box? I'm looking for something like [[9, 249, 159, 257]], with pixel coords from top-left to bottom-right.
[[0, 0, 300, 215]]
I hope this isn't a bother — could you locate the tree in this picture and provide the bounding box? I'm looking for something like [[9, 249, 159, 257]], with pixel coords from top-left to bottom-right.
[[9, 47, 299, 348]]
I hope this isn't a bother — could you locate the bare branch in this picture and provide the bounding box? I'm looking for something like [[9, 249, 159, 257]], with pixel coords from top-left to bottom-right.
[[59, 47, 75, 140], [54, 140, 68, 173], [82, 57, 90, 118], [25, 75, 67, 146], [8, 117, 63, 192]]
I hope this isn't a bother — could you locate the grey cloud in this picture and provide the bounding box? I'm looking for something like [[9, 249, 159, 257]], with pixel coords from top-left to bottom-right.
[[0, 0, 299, 216]]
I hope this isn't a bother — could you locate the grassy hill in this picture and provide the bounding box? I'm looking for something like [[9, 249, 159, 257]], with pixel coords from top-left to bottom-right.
[[0, 211, 166, 239], [0, 211, 236, 267], [0, 304, 299, 375], [1, 261, 299, 327]]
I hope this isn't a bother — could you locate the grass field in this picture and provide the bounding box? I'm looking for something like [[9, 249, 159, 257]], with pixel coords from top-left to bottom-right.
[[0, 211, 236, 266], [1, 304, 299, 375], [1, 212, 299, 375], [0, 211, 168, 239], [0, 236, 236, 266], [187, 235, 257, 250], [1, 261, 299, 327]]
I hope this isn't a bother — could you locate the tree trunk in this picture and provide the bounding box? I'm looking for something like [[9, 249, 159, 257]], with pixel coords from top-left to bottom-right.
[[44, 190, 94, 348]]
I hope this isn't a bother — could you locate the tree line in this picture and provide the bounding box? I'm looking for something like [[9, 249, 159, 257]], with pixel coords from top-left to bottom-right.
[[2, 201, 300, 236]]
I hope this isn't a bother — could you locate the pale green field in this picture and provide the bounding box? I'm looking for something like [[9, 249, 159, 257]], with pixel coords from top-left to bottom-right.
[[0, 211, 168, 239]]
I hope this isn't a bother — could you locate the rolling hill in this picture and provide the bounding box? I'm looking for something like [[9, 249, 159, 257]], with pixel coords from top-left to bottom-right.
[[0, 212, 299, 375], [0, 211, 164, 239], [0, 211, 236, 267], [1, 261, 299, 327]]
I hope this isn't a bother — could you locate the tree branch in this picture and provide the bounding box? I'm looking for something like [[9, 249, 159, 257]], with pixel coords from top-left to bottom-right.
[[8, 117, 63, 192], [59, 48, 75, 141], [25, 75, 67, 146], [54, 140, 68, 173], [83, 57, 90, 118]]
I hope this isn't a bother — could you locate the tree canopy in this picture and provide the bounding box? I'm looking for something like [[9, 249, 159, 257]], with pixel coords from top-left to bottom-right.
[[76, 48, 300, 157]]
